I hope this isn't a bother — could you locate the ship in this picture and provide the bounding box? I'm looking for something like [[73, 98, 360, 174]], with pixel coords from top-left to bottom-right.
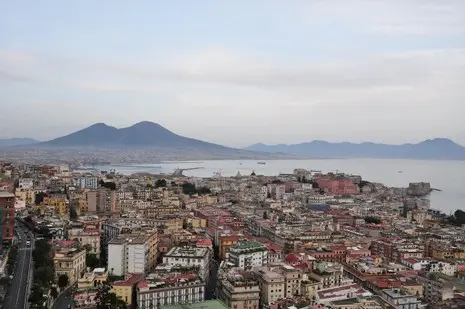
[[257, 161, 266, 165]]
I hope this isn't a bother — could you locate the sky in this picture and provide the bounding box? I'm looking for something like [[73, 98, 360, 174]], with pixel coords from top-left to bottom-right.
[[1, 0, 465, 147]]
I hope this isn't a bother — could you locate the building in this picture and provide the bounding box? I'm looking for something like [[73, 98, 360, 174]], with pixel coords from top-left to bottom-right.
[[74, 176, 99, 189], [254, 267, 285, 305], [228, 240, 268, 269], [163, 246, 212, 282], [108, 233, 158, 277], [15, 188, 36, 206], [111, 273, 143, 308], [0, 192, 15, 249], [217, 271, 260, 309], [54, 247, 87, 285], [137, 269, 205, 308], [18, 178, 34, 189], [382, 288, 421, 309]]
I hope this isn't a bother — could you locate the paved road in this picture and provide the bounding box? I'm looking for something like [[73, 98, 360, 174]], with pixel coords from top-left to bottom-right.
[[52, 288, 73, 309], [3, 227, 33, 309]]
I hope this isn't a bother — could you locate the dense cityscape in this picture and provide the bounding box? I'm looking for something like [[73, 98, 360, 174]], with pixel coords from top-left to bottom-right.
[[1, 161, 465, 309]]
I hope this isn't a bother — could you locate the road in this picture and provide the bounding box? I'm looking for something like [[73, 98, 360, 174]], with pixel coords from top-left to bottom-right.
[[3, 226, 33, 309], [52, 288, 73, 309]]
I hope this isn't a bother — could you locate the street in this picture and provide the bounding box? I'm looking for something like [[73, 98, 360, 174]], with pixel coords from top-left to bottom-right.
[[52, 288, 73, 309], [3, 227, 33, 309]]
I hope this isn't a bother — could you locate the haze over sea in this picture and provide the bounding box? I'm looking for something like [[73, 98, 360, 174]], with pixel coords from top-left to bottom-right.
[[89, 159, 465, 214]]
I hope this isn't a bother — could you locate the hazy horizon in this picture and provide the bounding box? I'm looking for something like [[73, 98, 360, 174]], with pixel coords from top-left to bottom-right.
[[1, 1, 465, 147]]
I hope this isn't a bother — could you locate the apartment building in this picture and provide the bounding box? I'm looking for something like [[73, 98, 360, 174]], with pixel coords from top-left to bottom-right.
[[137, 269, 206, 308], [0, 192, 15, 248], [15, 188, 35, 206], [217, 271, 260, 309], [54, 247, 86, 285], [74, 176, 99, 189], [382, 288, 421, 309], [108, 233, 158, 277], [163, 246, 212, 282], [254, 266, 285, 305], [228, 240, 268, 269], [18, 178, 34, 189]]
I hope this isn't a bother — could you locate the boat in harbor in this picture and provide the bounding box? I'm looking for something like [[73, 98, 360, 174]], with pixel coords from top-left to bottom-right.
[[257, 161, 266, 165]]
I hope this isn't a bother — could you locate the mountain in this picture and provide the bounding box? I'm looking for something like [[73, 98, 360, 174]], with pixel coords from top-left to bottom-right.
[[0, 138, 39, 147], [245, 138, 465, 160], [39, 121, 267, 157]]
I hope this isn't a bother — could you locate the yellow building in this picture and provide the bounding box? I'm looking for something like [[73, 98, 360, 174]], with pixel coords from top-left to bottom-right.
[[431, 248, 465, 260], [54, 248, 86, 285], [42, 196, 68, 215], [15, 188, 36, 206], [218, 235, 239, 260], [77, 268, 108, 289], [187, 217, 207, 228], [111, 274, 143, 307]]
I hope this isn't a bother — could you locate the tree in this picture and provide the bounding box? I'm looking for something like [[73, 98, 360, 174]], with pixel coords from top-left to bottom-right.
[[86, 253, 100, 269], [35, 266, 55, 286], [365, 216, 381, 224], [155, 179, 167, 188], [58, 274, 69, 289], [95, 283, 112, 309], [50, 287, 59, 299], [263, 211, 269, 220], [197, 186, 211, 195], [182, 182, 197, 195], [448, 209, 465, 225], [69, 206, 78, 220], [7, 245, 19, 275]]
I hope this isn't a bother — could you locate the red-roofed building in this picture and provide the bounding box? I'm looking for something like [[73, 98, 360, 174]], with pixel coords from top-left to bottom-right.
[[111, 273, 143, 308]]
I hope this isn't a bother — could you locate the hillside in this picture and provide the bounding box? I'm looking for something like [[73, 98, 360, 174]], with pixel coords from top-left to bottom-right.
[[245, 138, 465, 160], [0, 138, 39, 147]]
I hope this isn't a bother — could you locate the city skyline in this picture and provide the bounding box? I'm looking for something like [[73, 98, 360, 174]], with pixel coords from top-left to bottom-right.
[[1, 0, 465, 147]]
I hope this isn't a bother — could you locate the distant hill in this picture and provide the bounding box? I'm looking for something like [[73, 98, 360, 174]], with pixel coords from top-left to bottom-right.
[[38, 121, 268, 158], [245, 138, 465, 160], [0, 138, 39, 147]]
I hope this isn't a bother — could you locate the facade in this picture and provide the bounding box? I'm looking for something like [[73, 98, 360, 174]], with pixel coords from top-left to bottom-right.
[[228, 240, 268, 269], [15, 188, 36, 206], [218, 272, 260, 309], [0, 192, 15, 249], [18, 178, 34, 189], [108, 233, 158, 277], [54, 248, 87, 285], [137, 271, 205, 308], [74, 176, 99, 189], [254, 267, 285, 305]]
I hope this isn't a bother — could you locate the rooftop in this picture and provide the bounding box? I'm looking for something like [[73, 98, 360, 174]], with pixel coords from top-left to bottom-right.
[[165, 246, 210, 258], [164, 300, 228, 309]]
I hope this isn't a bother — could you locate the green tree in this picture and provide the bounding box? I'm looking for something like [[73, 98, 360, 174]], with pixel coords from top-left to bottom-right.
[[69, 206, 78, 220], [58, 274, 69, 289], [197, 186, 211, 195], [86, 253, 100, 269], [182, 182, 197, 195], [50, 287, 59, 299], [155, 178, 167, 188], [35, 266, 55, 286], [7, 245, 19, 275], [364, 216, 382, 224], [263, 211, 269, 220], [29, 283, 46, 305]]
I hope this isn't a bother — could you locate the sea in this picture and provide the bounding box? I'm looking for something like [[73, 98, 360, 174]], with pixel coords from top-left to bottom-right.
[[84, 159, 465, 214]]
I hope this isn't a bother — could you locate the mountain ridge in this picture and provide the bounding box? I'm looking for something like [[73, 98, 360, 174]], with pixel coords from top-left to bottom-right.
[[245, 138, 465, 160], [0, 138, 39, 147]]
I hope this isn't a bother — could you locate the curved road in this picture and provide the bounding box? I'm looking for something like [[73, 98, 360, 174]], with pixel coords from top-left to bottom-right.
[[3, 226, 33, 309]]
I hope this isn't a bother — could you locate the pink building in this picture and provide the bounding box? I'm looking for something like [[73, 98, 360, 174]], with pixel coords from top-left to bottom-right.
[[316, 178, 360, 195]]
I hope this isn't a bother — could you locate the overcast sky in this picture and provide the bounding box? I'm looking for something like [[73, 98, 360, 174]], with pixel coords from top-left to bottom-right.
[[1, 0, 465, 147]]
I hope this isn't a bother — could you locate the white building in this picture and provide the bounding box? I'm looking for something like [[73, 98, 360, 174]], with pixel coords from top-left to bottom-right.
[[18, 178, 34, 189], [163, 246, 212, 281], [228, 240, 268, 269], [108, 234, 156, 277], [74, 176, 99, 189], [137, 269, 205, 308]]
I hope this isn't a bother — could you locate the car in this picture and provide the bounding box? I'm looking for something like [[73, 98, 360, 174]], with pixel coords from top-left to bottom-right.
[[26, 241, 30, 246]]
